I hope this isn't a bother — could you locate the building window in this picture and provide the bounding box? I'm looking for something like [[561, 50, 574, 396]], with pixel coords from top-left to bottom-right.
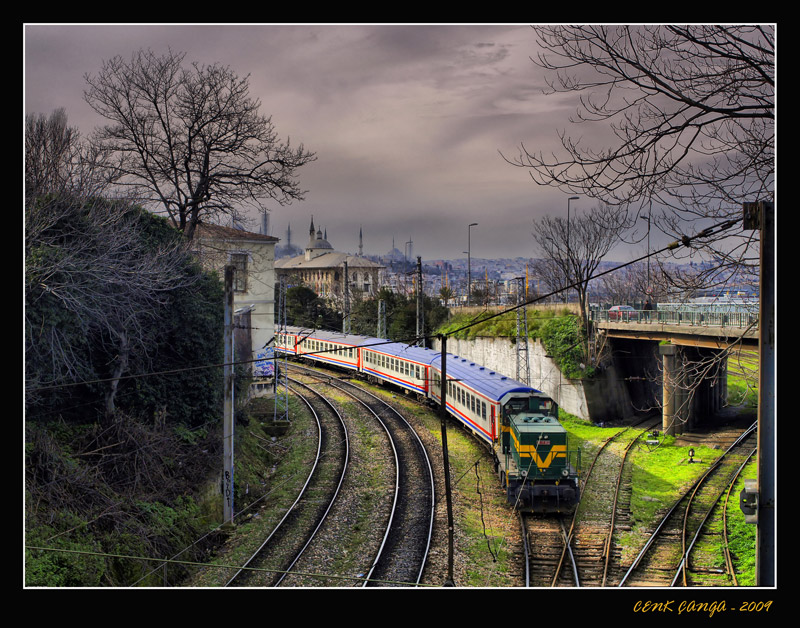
[[231, 253, 248, 292]]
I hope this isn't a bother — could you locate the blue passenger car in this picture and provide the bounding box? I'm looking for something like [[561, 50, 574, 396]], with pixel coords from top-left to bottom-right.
[[275, 326, 580, 512]]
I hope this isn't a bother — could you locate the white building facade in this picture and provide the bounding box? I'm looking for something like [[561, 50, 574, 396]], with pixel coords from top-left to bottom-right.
[[194, 223, 278, 370]]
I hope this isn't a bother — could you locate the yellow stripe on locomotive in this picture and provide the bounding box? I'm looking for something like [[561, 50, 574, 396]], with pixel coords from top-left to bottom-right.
[[500, 407, 581, 513]]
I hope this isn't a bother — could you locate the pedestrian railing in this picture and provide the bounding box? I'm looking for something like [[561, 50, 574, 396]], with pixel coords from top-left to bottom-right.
[[592, 308, 758, 329]]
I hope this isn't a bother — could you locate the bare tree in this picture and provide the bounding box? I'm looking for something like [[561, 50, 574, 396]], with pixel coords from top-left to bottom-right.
[[508, 25, 774, 288], [598, 259, 675, 306], [532, 203, 624, 356], [84, 49, 316, 240], [25, 108, 201, 419], [26, 196, 199, 418], [25, 109, 115, 200]]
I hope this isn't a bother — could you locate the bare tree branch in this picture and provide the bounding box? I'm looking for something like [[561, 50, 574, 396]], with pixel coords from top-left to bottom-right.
[[84, 49, 317, 239], [504, 25, 774, 279]]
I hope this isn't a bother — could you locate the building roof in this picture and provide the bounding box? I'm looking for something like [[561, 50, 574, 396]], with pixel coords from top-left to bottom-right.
[[194, 222, 279, 243], [275, 250, 383, 270]]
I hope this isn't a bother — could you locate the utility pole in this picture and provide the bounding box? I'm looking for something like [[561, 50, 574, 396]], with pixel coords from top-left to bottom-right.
[[223, 266, 235, 526], [416, 256, 425, 347], [743, 200, 775, 586], [343, 259, 350, 334], [516, 277, 530, 385], [467, 223, 477, 305], [377, 299, 386, 339], [274, 275, 289, 423], [438, 335, 455, 586]]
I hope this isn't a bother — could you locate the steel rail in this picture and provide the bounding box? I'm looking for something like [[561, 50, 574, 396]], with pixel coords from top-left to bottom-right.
[[224, 387, 323, 587], [272, 378, 350, 586]]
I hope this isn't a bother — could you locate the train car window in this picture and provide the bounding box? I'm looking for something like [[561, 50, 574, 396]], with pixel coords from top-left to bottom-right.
[[471, 396, 476, 413], [482, 402, 486, 419]]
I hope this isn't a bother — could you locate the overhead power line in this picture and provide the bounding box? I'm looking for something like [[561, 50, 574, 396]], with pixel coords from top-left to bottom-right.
[[26, 219, 739, 394]]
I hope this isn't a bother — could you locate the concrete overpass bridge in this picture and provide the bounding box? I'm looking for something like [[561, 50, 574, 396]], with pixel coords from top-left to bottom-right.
[[593, 309, 758, 436]]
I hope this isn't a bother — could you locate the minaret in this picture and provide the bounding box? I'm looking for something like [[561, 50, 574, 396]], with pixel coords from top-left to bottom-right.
[[359, 226, 363, 257]]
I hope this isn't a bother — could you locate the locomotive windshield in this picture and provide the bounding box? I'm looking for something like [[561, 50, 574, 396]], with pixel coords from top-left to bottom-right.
[[504, 395, 558, 418]]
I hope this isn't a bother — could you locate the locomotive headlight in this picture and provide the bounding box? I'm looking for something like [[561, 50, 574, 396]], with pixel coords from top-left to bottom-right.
[[561, 469, 569, 477]]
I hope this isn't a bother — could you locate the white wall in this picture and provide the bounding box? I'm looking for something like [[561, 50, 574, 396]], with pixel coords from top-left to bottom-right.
[[430, 336, 634, 423]]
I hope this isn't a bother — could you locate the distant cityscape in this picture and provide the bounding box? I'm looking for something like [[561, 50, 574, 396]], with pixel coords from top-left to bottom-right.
[[270, 218, 758, 307]]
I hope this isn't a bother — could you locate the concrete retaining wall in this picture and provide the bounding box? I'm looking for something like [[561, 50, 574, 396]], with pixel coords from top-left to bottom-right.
[[430, 336, 636, 423]]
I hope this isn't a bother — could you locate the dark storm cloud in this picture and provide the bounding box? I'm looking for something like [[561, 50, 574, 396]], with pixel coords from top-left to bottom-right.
[[25, 23, 588, 260]]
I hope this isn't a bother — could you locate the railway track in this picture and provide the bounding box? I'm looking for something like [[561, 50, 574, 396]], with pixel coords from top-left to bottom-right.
[[225, 381, 349, 587], [522, 418, 659, 587], [618, 422, 757, 587], [573, 418, 661, 587], [520, 513, 576, 586], [289, 363, 436, 587]]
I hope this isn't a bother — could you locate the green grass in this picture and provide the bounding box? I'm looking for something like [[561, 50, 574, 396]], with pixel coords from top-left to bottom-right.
[[725, 462, 758, 585], [435, 306, 572, 341]]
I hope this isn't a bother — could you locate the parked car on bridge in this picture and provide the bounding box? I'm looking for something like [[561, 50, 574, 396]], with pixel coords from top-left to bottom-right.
[[608, 305, 638, 321]]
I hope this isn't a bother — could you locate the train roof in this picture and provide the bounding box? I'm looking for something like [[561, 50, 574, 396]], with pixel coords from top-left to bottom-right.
[[431, 352, 539, 402], [287, 326, 439, 364], [283, 326, 543, 403], [285, 326, 374, 348]]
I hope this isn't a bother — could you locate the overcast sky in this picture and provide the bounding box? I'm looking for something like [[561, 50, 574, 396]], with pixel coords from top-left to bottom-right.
[[25, 23, 635, 261]]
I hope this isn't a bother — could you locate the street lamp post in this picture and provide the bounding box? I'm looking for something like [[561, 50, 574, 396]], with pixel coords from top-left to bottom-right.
[[468, 222, 478, 305]]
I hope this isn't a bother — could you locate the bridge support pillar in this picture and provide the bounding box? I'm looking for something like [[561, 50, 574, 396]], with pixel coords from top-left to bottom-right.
[[660, 344, 681, 436], [660, 344, 729, 435]]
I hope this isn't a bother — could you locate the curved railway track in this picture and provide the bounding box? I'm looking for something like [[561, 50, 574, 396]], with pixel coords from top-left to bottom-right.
[[289, 363, 436, 587], [618, 422, 757, 587], [225, 381, 349, 587], [572, 418, 661, 587]]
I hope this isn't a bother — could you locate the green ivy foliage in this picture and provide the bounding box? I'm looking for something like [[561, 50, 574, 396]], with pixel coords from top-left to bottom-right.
[[539, 315, 594, 379], [26, 200, 225, 428]]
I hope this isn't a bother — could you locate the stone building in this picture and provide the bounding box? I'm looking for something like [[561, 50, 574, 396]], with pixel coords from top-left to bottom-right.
[[275, 218, 384, 300], [193, 222, 278, 372]]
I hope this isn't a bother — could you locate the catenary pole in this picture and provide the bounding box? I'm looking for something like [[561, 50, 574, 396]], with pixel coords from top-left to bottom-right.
[[223, 266, 235, 526], [745, 201, 775, 586], [438, 334, 455, 585]]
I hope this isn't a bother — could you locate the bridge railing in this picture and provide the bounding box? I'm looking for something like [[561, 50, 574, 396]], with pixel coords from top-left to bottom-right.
[[591, 308, 759, 329]]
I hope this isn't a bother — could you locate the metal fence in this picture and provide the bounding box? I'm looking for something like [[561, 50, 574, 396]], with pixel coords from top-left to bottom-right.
[[591, 306, 759, 329]]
